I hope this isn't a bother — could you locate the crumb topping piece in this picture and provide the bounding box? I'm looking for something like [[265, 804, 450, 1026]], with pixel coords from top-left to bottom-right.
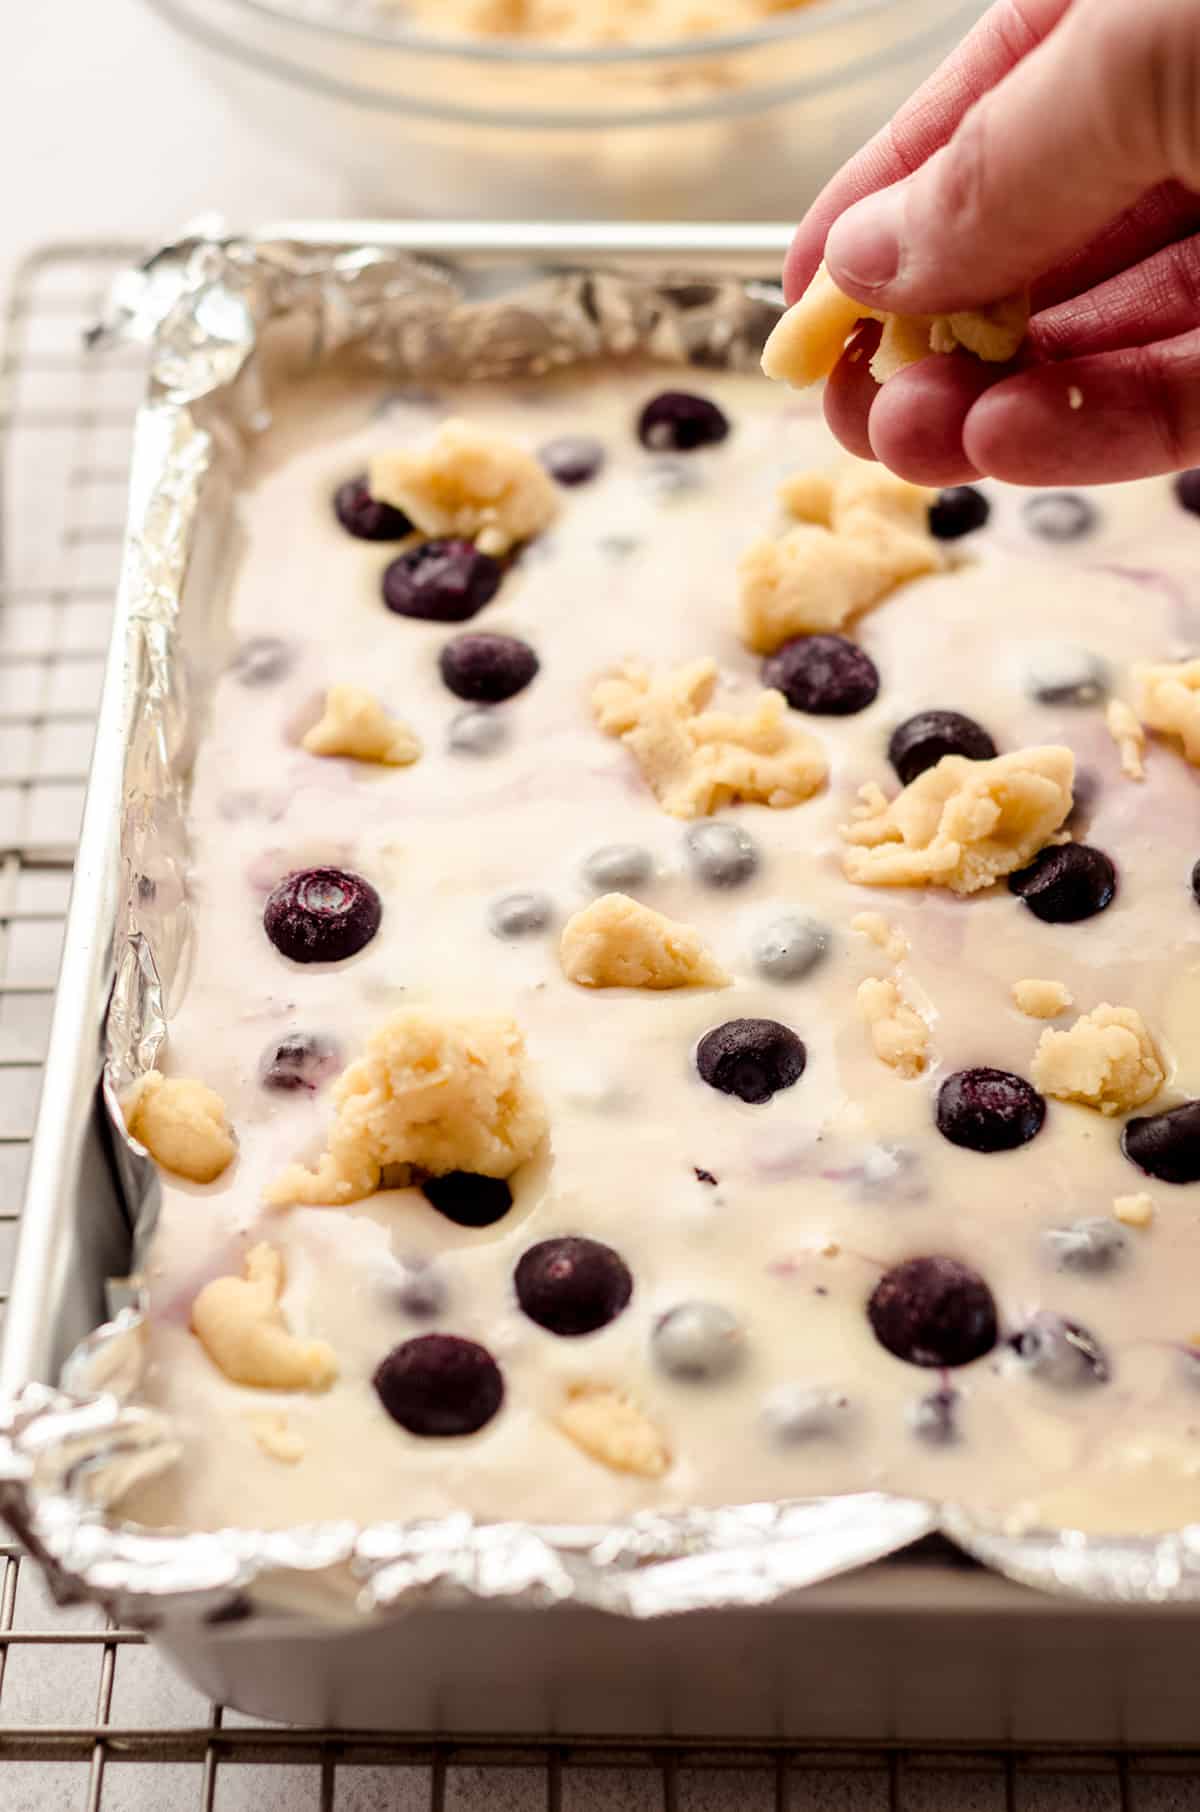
[[1031, 1004, 1165, 1116], [369, 419, 558, 557], [560, 892, 729, 990], [192, 1245, 337, 1391], [842, 746, 1075, 894], [856, 976, 930, 1078], [1132, 659, 1200, 764], [267, 1009, 547, 1207], [556, 1384, 671, 1478], [122, 1072, 235, 1184], [737, 461, 944, 654], [761, 263, 1028, 390], [302, 685, 421, 766], [1013, 978, 1073, 1019], [592, 657, 827, 817], [1105, 698, 1146, 780]]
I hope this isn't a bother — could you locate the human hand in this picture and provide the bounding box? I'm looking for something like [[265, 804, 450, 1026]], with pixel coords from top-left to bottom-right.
[[784, 0, 1200, 487]]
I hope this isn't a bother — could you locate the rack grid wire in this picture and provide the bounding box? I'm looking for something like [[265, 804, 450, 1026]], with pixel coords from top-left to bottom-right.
[[0, 239, 1197, 1812]]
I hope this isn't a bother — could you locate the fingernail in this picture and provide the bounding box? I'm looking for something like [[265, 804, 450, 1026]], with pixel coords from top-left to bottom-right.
[[826, 188, 904, 292]]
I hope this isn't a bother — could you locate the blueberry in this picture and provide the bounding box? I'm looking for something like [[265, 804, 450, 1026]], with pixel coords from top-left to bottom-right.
[[928, 485, 990, 540], [1023, 492, 1098, 542], [761, 1384, 851, 1444], [652, 1301, 744, 1381], [259, 1030, 341, 1092], [888, 710, 998, 785], [382, 539, 502, 622], [582, 843, 654, 892], [373, 1334, 503, 1436], [1043, 1217, 1128, 1274], [538, 435, 605, 487], [333, 474, 413, 542], [1024, 643, 1109, 706], [1122, 1100, 1200, 1184], [263, 866, 382, 964], [439, 633, 539, 704], [1008, 1312, 1109, 1387], [908, 1387, 960, 1444], [696, 1019, 806, 1105], [1175, 469, 1200, 516], [637, 391, 730, 453], [514, 1236, 633, 1336], [643, 458, 701, 499], [762, 634, 880, 716], [1008, 843, 1116, 923], [936, 1067, 1046, 1153], [1191, 856, 1200, 905], [421, 1170, 513, 1228], [684, 819, 759, 888], [448, 708, 507, 756], [230, 636, 294, 687], [487, 891, 553, 938], [750, 913, 829, 982], [868, 1256, 998, 1368], [389, 1256, 448, 1319]]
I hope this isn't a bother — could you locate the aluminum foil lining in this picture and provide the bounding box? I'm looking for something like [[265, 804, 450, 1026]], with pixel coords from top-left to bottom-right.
[[0, 227, 1195, 1629]]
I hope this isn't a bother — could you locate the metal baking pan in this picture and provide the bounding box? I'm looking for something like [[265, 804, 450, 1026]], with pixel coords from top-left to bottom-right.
[[4, 222, 1200, 1739]]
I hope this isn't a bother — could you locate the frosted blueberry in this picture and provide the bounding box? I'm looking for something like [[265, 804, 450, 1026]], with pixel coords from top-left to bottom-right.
[[908, 1387, 960, 1444], [1042, 1217, 1127, 1274], [582, 843, 654, 892], [1007, 1312, 1109, 1388], [684, 819, 759, 888], [750, 912, 829, 981], [761, 1384, 852, 1444], [487, 892, 554, 938], [1023, 492, 1098, 542], [1023, 643, 1110, 706], [652, 1302, 745, 1381], [390, 1256, 448, 1320], [448, 708, 507, 756]]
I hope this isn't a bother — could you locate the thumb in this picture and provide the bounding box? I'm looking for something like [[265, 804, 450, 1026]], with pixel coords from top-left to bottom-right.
[[824, 0, 1200, 315]]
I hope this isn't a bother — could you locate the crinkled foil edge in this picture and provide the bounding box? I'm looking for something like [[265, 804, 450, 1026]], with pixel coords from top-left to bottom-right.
[[0, 228, 1195, 1629]]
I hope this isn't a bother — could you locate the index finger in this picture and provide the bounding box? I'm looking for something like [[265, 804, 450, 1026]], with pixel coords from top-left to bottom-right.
[[783, 0, 1072, 302]]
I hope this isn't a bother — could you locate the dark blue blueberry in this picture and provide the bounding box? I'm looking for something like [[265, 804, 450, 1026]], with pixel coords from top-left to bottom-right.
[[1008, 843, 1116, 922], [637, 391, 729, 453], [422, 1171, 513, 1229], [1023, 492, 1098, 542], [438, 632, 538, 704], [333, 475, 413, 541], [762, 634, 880, 716], [382, 539, 502, 622], [929, 485, 990, 540], [1122, 1100, 1200, 1184], [936, 1068, 1045, 1153], [1175, 469, 1200, 516], [263, 866, 381, 964], [1191, 856, 1200, 905], [868, 1256, 998, 1368], [696, 1019, 806, 1105], [1008, 1312, 1109, 1388], [514, 1236, 633, 1336], [538, 435, 606, 487], [259, 1030, 341, 1092], [373, 1334, 503, 1436], [230, 636, 294, 687], [888, 710, 997, 785]]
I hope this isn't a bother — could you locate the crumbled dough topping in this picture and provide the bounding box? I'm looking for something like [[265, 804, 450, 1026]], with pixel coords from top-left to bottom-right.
[[1031, 1004, 1165, 1117], [556, 1384, 670, 1478], [267, 1009, 547, 1207], [1114, 1192, 1156, 1229], [249, 1413, 307, 1464], [1132, 659, 1200, 765], [842, 746, 1075, 895], [1105, 698, 1146, 780], [1013, 978, 1073, 1019], [302, 685, 421, 767], [191, 1244, 337, 1392], [856, 976, 929, 1078], [760, 262, 1029, 390], [369, 418, 558, 557], [737, 461, 944, 654], [592, 657, 827, 817], [560, 892, 728, 990], [851, 910, 908, 962], [122, 1072, 235, 1184]]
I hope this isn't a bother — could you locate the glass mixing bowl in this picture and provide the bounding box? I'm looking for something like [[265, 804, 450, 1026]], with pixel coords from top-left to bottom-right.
[[142, 0, 986, 219]]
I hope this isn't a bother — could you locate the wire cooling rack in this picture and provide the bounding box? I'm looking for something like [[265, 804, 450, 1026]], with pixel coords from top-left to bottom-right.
[[2, 240, 1200, 1812]]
